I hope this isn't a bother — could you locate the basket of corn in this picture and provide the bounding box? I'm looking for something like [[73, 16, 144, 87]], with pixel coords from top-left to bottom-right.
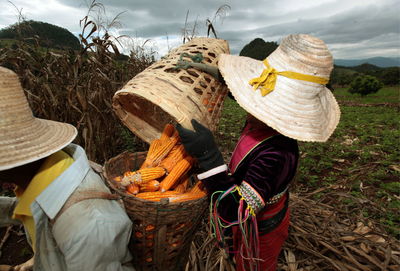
[[103, 124, 208, 271]]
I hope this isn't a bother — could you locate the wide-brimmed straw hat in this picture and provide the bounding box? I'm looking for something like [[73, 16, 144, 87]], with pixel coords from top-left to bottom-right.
[[0, 67, 77, 170], [218, 34, 340, 142]]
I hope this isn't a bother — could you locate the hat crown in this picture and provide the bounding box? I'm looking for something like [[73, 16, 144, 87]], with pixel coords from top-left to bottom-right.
[[0, 66, 78, 170], [0, 67, 34, 128], [268, 34, 333, 79]]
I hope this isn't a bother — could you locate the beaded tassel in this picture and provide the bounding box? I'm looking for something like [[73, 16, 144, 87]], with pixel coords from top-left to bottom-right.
[[209, 185, 262, 271]]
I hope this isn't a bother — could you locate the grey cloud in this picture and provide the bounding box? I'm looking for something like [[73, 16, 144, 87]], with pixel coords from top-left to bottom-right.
[[1, 0, 398, 59], [217, 1, 399, 57], [330, 32, 400, 58], [57, 0, 232, 40], [59, 0, 227, 21], [121, 22, 183, 38]]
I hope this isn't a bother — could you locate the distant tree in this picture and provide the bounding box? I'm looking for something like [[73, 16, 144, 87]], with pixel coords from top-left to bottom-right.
[[352, 63, 381, 74], [0, 20, 80, 50], [381, 67, 400, 86], [239, 38, 278, 60], [330, 66, 359, 87], [348, 75, 383, 96]]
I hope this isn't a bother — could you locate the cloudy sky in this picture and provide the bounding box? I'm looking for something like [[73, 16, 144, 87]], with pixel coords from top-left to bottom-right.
[[0, 0, 399, 60]]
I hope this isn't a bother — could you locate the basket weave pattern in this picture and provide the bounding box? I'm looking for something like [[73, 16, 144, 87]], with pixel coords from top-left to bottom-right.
[[103, 151, 208, 271], [113, 37, 230, 144]]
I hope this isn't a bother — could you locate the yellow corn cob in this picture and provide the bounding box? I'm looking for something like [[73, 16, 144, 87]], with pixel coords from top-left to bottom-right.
[[168, 190, 206, 203], [173, 183, 186, 193], [113, 176, 122, 182], [160, 123, 175, 142], [142, 136, 179, 168], [148, 139, 162, 156], [126, 183, 140, 195], [140, 180, 160, 192], [136, 191, 181, 201], [159, 156, 194, 192], [140, 139, 162, 169], [190, 181, 205, 193], [120, 167, 166, 186], [159, 144, 187, 173], [153, 137, 179, 165], [172, 176, 189, 192]]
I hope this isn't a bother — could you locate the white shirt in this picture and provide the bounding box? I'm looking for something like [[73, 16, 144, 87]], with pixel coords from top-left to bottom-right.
[[0, 144, 135, 271]]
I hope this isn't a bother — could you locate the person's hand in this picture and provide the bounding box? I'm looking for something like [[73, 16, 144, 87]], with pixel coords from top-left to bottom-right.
[[176, 119, 224, 171], [13, 257, 34, 271]]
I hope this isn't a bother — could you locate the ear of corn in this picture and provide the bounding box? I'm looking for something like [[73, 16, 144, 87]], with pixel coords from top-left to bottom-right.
[[174, 223, 186, 231], [169, 182, 207, 202], [159, 144, 187, 173], [168, 190, 206, 203], [172, 175, 189, 192], [152, 136, 179, 166], [141, 136, 179, 168], [173, 183, 186, 193], [190, 180, 205, 194], [140, 139, 162, 168], [159, 156, 194, 192], [113, 176, 122, 182], [145, 224, 155, 231], [140, 180, 160, 192], [126, 183, 140, 195], [136, 191, 181, 201], [140, 124, 179, 169], [160, 123, 175, 141], [122, 167, 166, 186], [170, 241, 181, 248]]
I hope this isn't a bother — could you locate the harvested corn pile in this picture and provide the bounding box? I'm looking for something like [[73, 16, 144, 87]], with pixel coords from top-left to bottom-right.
[[113, 124, 206, 202], [185, 191, 400, 271]]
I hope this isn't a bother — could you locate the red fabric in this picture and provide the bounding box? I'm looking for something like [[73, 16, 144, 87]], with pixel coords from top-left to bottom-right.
[[233, 194, 290, 271], [228, 125, 278, 173]]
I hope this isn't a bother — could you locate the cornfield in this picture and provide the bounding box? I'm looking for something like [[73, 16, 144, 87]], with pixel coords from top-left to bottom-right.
[[0, 15, 153, 163]]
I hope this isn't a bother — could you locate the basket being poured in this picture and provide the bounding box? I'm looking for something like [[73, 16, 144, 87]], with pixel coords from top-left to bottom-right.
[[113, 37, 230, 144]]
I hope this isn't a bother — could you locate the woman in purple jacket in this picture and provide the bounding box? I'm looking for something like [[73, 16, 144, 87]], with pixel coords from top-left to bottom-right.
[[177, 34, 340, 271]]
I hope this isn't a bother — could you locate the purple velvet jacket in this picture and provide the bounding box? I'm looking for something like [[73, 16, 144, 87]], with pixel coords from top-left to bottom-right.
[[200, 125, 299, 221]]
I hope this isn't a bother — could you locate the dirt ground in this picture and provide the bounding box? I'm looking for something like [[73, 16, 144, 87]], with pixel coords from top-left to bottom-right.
[[0, 226, 33, 266]]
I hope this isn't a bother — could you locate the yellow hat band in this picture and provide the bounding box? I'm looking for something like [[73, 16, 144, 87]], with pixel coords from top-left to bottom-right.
[[249, 59, 329, 96]]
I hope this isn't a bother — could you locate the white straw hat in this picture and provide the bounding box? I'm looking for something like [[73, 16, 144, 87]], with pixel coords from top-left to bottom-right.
[[218, 34, 340, 142], [0, 67, 77, 170]]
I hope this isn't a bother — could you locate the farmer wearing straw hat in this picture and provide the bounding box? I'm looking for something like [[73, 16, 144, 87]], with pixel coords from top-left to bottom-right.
[[176, 34, 340, 271], [0, 67, 135, 271]]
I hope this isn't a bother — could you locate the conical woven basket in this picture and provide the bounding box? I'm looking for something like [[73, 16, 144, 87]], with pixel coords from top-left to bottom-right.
[[113, 37, 230, 143]]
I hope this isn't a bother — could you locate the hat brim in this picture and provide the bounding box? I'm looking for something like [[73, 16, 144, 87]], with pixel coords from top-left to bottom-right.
[[218, 54, 340, 142], [0, 118, 77, 170]]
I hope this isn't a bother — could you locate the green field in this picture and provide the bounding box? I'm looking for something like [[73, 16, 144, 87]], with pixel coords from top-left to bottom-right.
[[0, 39, 17, 48], [215, 86, 400, 237], [334, 85, 399, 104]]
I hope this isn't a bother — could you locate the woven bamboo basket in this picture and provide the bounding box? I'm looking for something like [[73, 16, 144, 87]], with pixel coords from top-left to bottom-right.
[[103, 151, 208, 271], [112, 37, 230, 144]]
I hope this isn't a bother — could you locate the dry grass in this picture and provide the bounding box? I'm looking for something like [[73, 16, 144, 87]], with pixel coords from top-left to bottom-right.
[[185, 191, 400, 271]]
